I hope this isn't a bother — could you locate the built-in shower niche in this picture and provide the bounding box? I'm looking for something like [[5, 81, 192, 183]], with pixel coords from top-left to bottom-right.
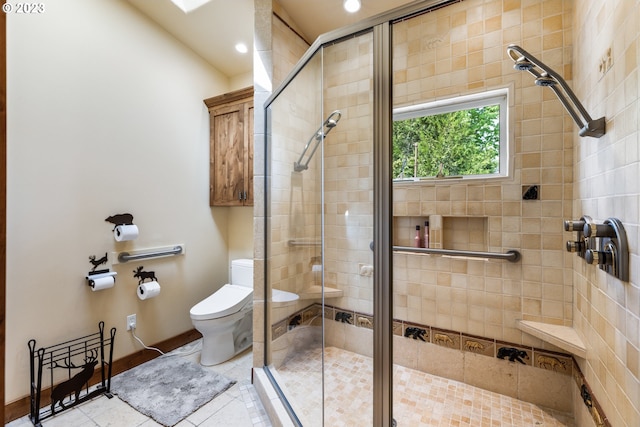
[[393, 215, 488, 252]]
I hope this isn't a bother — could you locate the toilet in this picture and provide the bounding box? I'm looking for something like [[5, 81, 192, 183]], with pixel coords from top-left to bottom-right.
[[190, 259, 254, 365]]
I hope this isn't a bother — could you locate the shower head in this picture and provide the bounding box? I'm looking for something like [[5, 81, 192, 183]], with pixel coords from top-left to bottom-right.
[[513, 56, 534, 71], [506, 44, 606, 138], [294, 110, 342, 172], [534, 73, 557, 87]]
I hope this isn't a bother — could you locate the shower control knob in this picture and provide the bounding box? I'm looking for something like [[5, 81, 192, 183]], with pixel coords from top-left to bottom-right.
[[583, 223, 616, 238], [585, 249, 613, 266], [566, 240, 585, 253], [564, 220, 585, 232]]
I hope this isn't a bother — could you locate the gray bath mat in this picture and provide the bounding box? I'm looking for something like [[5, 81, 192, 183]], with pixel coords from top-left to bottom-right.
[[111, 354, 236, 426]]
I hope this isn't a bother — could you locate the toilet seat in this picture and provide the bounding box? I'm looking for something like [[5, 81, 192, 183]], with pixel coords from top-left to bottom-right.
[[190, 284, 253, 320]]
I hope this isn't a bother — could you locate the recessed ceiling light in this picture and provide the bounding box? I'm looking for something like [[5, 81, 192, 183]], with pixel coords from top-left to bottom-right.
[[169, 0, 212, 14], [235, 43, 248, 54], [343, 0, 361, 13]]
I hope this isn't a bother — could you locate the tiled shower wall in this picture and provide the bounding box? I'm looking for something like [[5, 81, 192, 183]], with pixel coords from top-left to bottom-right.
[[257, 0, 577, 358], [572, 1, 640, 426], [321, 0, 577, 346], [390, 0, 575, 343]]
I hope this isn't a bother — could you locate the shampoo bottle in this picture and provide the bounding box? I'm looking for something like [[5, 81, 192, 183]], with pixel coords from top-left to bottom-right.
[[414, 225, 421, 247], [423, 221, 429, 248]]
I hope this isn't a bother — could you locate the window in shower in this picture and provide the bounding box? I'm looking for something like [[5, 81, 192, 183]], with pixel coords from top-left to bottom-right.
[[392, 88, 508, 181]]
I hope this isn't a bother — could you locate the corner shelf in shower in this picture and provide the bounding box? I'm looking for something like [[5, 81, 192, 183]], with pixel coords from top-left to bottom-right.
[[299, 285, 343, 300], [517, 320, 586, 359]]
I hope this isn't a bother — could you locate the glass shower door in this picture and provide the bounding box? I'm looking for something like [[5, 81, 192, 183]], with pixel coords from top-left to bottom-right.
[[264, 29, 376, 426]]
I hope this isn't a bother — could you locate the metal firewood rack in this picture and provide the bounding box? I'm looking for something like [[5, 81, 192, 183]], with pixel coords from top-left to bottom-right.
[[28, 321, 116, 426]]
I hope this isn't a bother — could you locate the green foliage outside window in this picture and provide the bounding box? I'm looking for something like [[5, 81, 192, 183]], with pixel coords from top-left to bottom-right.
[[392, 105, 500, 179]]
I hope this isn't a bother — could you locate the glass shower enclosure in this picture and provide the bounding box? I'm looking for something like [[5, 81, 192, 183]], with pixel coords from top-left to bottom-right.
[[263, 1, 449, 425]]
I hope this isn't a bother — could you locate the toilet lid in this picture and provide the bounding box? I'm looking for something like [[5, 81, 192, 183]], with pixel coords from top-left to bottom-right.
[[190, 284, 253, 320]]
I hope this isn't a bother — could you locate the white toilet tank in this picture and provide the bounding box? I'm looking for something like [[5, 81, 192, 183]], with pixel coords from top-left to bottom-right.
[[231, 259, 253, 288]]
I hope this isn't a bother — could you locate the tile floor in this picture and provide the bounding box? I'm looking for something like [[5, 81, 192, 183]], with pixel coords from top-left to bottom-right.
[[275, 346, 576, 427], [6, 341, 272, 427], [8, 342, 577, 427]]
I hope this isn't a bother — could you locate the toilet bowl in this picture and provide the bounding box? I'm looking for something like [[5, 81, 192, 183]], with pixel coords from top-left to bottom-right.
[[190, 259, 254, 365]]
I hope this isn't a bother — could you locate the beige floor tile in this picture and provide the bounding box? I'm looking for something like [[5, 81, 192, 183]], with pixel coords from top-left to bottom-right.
[[274, 345, 574, 427], [197, 398, 255, 427]]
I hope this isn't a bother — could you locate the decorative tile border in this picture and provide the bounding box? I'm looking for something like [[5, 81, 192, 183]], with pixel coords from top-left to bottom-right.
[[461, 334, 494, 358], [278, 303, 572, 374], [431, 328, 460, 350], [573, 360, 611, 427], [495, 341, 532, 366], [273, 302, 609, 425]]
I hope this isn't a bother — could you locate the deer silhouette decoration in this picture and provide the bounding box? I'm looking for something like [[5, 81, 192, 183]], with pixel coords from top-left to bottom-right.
[[88, 253, 108, 272], [133, 266, 156, 284], [50, 349, 99, 412]]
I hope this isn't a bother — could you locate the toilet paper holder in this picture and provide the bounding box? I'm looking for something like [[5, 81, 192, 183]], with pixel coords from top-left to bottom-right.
[[86, 271, 117, 289], [133, 266, 161, 300]]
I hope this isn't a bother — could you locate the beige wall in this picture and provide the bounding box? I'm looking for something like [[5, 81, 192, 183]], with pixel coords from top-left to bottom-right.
[[573, 1, 640, 425], [6, 0, 245, 403]]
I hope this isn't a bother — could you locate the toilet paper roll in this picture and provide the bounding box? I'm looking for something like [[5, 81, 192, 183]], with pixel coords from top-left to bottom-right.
[[114, 224, 139, 242], [89, 275, 115, 291], [137, 280, 161, 300]]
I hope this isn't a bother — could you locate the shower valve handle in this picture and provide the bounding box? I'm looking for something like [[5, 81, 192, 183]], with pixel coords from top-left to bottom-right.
[[566, 240, 585, 253], [583, 223, 616, 238], [564, 219, 585, 232], [585, 249, 613, 266]]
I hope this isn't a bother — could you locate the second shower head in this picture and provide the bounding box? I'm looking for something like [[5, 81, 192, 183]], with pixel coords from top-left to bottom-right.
[[507, 44, 605, 138], [534, 73, 557, 87]]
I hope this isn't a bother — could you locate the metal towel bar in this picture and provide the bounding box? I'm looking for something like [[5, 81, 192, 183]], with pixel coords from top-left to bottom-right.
[[117, 245, 183, 263], [287, 240, 321, 247], [393, 246, 521, 262]]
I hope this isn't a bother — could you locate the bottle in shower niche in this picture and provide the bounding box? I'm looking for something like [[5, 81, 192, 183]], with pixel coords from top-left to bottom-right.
[[423, 221, 429, 248], [414, 225, 421, 247]]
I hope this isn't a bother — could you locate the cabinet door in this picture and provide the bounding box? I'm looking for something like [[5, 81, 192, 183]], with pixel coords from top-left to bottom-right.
[[211, 103, 246, 206]]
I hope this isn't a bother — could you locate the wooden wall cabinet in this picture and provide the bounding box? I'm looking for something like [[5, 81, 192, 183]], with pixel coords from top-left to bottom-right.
[[204, 87, 254, 206]]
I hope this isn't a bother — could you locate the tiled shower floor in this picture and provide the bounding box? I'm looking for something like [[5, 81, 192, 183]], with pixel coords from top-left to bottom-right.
[[275, 346, 575, 427]]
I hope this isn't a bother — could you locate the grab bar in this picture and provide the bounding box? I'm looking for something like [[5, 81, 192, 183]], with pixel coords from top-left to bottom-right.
[[293, 110, 341, 172], [393, 246, 521, 262], [288, 240, 321, 247], [117, 245, 184, 263]]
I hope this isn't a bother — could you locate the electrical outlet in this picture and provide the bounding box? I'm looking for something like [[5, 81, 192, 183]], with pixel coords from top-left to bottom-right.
[[126, 314, 137, 330]]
